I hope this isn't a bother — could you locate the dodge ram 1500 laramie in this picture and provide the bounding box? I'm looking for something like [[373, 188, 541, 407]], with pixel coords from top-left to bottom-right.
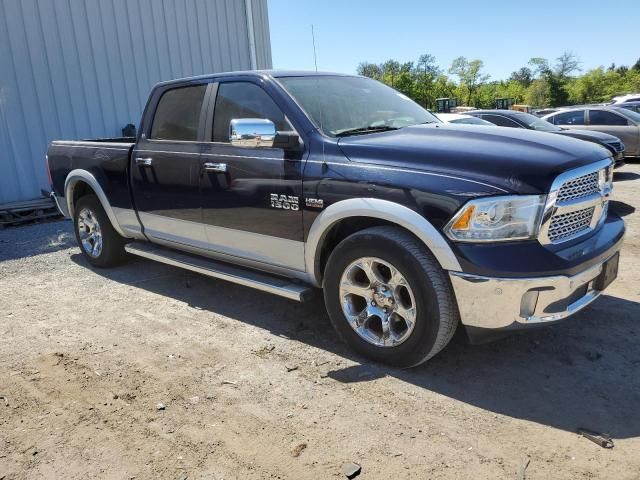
[[47, 71, 624, 368]]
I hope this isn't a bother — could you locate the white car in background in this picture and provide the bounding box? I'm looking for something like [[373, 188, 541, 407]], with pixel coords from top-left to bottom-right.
[[611, 93, 640, 104], [436, 113, 493, 125]]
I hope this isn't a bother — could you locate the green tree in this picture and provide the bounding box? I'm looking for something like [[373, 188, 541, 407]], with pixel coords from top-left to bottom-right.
[[509, 67, 533, 87], [448, 57, 490, 105], [357, 62, 382, 80], [382, 60, 401, 87]]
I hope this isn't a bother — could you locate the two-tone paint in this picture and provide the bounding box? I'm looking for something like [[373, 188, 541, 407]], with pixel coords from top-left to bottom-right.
[[48, 71, 625, 341]]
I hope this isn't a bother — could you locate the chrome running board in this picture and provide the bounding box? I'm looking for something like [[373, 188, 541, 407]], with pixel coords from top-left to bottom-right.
[[125, 241, 314, 302]]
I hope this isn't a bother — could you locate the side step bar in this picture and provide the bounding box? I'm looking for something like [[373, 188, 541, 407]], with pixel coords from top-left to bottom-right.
[[124, 242, 314, 302]]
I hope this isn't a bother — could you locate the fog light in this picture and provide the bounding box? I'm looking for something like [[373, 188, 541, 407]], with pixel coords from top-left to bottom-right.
[[520, 290, 540, 318]]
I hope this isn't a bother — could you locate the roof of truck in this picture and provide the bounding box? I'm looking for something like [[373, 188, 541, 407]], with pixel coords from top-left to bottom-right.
[[155, 70, 356, 87]]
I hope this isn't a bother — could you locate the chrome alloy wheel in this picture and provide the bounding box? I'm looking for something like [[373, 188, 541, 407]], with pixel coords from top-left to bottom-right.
[[339, 257, 417, 347], [77, 207, 103, 258]]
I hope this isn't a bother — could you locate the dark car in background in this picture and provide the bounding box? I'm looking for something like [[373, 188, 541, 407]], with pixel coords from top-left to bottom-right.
[[542, 106, 640, 158], [467, 110, 626, 165]]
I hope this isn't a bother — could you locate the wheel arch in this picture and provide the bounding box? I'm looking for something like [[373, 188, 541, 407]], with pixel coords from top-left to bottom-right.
[[64, 169, 128, 238], [305, 198, 462, 287]]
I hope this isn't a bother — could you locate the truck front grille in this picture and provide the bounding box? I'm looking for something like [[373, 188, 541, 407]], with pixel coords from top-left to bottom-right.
[[556, 172, 599, 202], [539, 160, 612, 245], [548, 207, 595, 242]]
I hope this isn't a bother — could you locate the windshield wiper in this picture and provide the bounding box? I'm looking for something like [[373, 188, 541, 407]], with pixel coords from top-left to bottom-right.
[[334, 125, 399, 137]]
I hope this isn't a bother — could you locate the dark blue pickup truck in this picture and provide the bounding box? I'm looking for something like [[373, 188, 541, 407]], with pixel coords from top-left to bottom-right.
[[47, 71, 624, 367]]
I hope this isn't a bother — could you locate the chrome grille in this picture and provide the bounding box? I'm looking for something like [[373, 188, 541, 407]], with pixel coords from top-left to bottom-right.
[[556, 172, 599, 202], [548, 207, 595, 242], [540, 159, 612, 245]]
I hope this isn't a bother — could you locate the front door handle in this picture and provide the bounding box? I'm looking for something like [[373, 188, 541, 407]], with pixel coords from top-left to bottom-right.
[[202, 162, 227, 173], [135, 157, 153, 167]]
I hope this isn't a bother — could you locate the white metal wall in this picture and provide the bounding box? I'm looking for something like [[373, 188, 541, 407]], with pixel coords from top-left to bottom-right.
[[0, 0, 272, 203]]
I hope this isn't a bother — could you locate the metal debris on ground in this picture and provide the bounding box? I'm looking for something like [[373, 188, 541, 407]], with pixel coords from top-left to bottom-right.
[[286, 365, 298, 372], [0, 395, 8, 406], [577, 428, 614, 448], [0, 197, 61, 227], [517, 455, 530, 479], [342, 462, 361, 479], [156, 403, 166, 411]]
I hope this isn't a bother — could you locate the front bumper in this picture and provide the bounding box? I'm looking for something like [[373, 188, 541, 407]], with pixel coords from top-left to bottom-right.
[[449, 227, 624, 341]]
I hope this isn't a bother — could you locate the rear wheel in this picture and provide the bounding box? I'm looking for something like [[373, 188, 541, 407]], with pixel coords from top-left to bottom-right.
[[73, 194, 127, 267], [323, 226, 459, 368]]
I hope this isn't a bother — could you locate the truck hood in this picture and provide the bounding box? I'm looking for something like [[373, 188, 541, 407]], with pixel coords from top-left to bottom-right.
[[553, 128, 622, 143], [337, 124, 610, 194]]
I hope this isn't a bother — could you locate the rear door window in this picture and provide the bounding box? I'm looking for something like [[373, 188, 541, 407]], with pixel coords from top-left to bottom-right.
[[150, 85, 207, 141], [550, 111, 585, 125], [588, 110, 629, 126]]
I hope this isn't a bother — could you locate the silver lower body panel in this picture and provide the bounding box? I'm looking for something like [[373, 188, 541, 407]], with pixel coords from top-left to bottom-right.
[[449, 251, 621, 331]]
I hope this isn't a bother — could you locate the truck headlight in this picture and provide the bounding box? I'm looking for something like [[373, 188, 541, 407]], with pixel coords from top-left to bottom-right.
[[444, 195, 546, 242]]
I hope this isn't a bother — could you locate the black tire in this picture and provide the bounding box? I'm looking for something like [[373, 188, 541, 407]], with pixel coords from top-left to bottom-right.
[[323, 226, 459, 368], [73, 194, 127, 268]]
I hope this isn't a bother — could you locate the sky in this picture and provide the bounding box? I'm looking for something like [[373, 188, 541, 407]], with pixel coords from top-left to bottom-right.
[[267, 0, 640, 80]]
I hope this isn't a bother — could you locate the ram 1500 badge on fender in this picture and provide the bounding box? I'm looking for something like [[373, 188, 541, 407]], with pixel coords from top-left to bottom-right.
[[47, 71, 624, 368]]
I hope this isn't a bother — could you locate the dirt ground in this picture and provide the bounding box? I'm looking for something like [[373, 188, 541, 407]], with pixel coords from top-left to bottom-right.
[[1, 163, 640, 480]]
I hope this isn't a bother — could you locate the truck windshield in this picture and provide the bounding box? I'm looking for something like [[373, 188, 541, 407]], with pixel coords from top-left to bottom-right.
[[277, 75, 440, 137]]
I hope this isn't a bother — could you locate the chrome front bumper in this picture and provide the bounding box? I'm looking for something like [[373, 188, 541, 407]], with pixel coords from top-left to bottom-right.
[[449, 251, 621, 331]]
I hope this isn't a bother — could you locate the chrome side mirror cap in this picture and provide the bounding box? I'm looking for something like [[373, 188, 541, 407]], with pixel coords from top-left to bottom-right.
[[229, 118, 276, 148]]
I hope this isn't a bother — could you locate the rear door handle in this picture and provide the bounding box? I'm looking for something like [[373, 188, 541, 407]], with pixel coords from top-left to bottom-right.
[[135, 157, 153, 167], [202, 162, 227, 173]]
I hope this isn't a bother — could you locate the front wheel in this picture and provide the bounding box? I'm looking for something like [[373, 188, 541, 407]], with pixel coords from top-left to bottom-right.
[[323, 226, 459, 368], [73, 194, 127, 267]]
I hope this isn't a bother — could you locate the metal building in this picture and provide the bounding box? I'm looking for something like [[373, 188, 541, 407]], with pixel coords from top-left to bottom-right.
[[0, 0, 272, 204]]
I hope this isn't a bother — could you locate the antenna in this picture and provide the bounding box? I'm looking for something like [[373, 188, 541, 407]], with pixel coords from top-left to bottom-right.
[[311, 24, 318, 71]]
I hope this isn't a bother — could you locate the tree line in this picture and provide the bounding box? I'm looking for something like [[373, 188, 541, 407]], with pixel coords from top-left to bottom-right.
[[357, 53, 640, 109]]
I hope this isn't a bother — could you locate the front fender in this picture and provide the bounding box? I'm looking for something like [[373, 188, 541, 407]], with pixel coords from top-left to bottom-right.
[[304, 198, 462, 286]]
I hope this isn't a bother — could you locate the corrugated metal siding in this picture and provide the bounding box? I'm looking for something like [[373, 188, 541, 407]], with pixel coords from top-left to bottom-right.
[[251, 0, 272, 70], [0, 0, 271, 203]]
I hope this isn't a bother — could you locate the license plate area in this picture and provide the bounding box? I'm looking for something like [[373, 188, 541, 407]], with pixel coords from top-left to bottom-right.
[[594, 253, 619, 291]]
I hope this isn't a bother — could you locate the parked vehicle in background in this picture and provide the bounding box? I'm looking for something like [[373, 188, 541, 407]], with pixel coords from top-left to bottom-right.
[[611, 93, 640, 104], [616, 101, 640, 114], [436, 113, 493, 125], [467, 110, 626, 165], [451, 106, 477, 113], [533, 108, 559, 117], [47, 71, 624, 367], [510, 104, 532, 113], [542, 106, 640, 157]]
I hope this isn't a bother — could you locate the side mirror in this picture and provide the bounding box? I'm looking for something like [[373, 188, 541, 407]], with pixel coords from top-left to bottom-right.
[[229, 118, 276, 148], [229, 118, 301, 150]]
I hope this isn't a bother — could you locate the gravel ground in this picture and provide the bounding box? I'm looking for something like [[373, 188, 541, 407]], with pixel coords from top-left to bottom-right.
[[1, 163, 639, 480]]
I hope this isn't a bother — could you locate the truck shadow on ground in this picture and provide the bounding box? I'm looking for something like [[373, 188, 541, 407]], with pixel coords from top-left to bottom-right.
[[609, 200, 635, 218], [0, 219, 75, 262], [73, 253, 640, 441]]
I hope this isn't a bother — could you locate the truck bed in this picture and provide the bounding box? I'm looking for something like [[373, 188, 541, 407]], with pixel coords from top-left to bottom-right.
[[47, 139, 136, 219]]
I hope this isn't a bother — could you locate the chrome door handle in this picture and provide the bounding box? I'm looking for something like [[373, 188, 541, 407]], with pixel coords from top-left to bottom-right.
[[135, 157, 153, 167], [202, 162, 227, 173]]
